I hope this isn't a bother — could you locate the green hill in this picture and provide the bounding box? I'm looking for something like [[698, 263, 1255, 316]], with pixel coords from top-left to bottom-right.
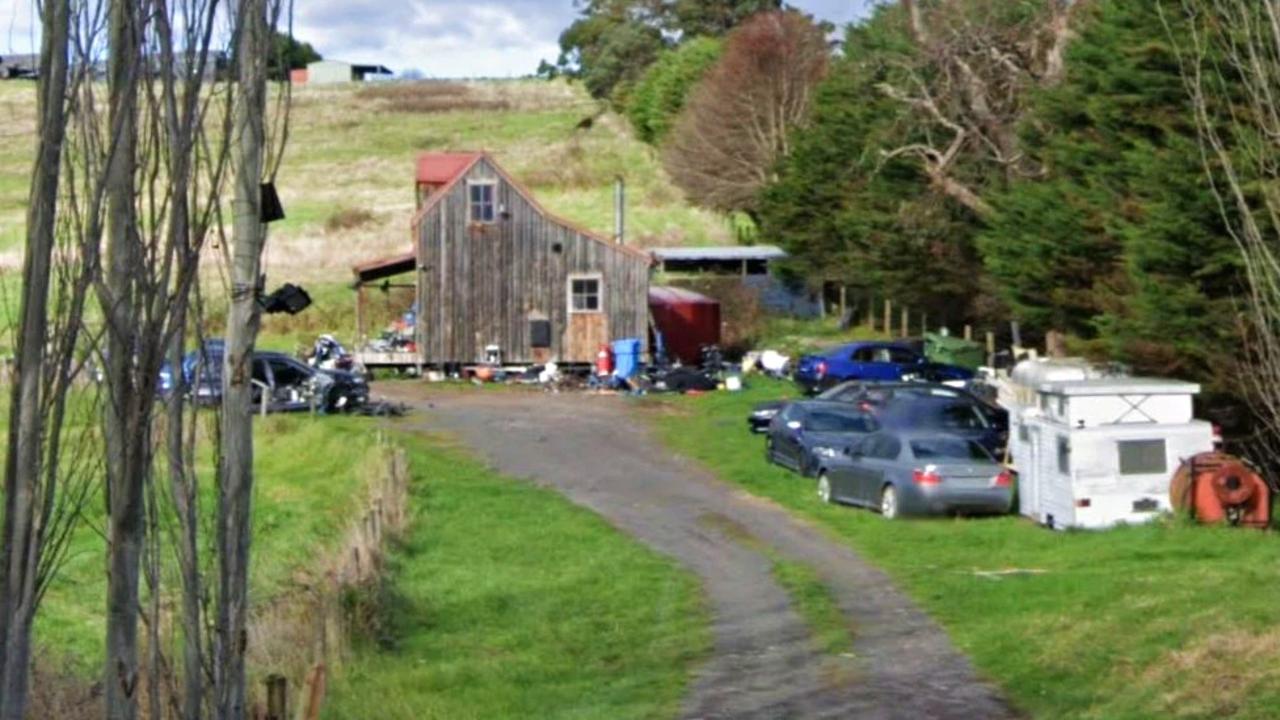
[[0, 79, 731, 284]]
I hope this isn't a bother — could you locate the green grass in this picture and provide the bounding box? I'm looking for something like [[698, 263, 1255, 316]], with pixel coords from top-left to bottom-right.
[[648, 379, 1280, 720], [752, 317, 889, 359], [322, 429, 710, 720], [770, 559, 854, 656], [34, 413, 385, 674]]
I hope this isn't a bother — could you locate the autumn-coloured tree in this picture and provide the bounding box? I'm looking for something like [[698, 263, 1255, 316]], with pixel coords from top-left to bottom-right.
[[663, 10, 829, 215]]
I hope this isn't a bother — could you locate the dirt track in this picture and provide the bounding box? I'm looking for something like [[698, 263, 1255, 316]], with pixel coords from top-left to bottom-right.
[[385, 386, 1017, 720]]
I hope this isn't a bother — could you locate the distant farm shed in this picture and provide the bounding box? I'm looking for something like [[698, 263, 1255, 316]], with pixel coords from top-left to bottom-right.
[[305, 59, 392, 84], [354, 152, 652, 366]]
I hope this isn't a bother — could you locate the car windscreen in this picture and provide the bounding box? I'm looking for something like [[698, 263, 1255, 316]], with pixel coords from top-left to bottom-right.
[[909, 438, 993, 462], [805, 410, 875, 433]]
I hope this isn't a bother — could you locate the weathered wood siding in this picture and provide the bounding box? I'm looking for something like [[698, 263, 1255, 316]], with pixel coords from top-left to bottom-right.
[[415, 157, 651, 364]]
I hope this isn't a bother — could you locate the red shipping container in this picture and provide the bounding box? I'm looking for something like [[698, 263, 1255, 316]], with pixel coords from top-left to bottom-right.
[[649, 286, 721, 365]]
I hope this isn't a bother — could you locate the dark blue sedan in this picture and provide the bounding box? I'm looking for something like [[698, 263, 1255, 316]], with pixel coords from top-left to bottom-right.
[[794, 341, 973, 394], [765, 400, 879, 477]]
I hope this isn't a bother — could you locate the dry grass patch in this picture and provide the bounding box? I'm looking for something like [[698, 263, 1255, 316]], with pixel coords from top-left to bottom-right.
[[359, 82, 513, 114], [325, 207, 377, 232], [1143, 628, 1280, 718]]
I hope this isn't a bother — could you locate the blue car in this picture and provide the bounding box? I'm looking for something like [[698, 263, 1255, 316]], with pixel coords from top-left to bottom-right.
[[794, 341, 973, 393]]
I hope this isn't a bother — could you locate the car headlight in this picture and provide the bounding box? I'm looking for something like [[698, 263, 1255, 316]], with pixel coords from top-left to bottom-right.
[[812, 445, 839, 459]]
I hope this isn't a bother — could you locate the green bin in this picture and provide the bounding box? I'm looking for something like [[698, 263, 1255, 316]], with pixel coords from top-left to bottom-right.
[[923, 332, 985, 370]]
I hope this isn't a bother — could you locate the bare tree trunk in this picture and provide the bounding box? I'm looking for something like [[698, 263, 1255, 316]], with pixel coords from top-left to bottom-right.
[[103, 0, 144, 715], [0, 0, 72, 716], [217, 0, 269, 714]]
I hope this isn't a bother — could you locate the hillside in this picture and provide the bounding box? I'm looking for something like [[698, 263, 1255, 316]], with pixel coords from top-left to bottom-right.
[[0, 79, 732, 284]]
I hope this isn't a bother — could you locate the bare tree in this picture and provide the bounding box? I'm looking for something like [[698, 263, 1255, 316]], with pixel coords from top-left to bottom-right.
[[879, 0, 1085, 218], [0, 0, 87, 715], [1172, 0, 1280, 463], [663, 10, 829, 215], [216, 0, 276, 714]]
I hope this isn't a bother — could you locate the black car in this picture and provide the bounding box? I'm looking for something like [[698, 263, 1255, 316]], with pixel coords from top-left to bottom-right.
[[748, 380, 950, 433], [764, 400, 879, 477], [189, 348, 368, 413]]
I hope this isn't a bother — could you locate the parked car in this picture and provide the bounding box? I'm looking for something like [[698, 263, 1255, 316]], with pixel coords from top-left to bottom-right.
[[747, 380, 1005, 440], [169, 343, 368, 413], [765, 400, 879, 477], [872, 391, 1008, 456], [813, 431, 1014, 519], [793, 341, 973, 393]]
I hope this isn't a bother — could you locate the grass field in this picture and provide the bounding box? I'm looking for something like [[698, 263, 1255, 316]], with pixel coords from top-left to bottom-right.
[[322, 429, 710, 720], [0, 78, 731, 352], [34, 413, 387, 675], [650, 379, 1280, 720]]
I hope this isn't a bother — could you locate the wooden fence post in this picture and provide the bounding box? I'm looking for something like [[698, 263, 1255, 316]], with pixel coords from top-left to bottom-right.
[[964, 324, 972, 341], [986, 331, 996, 365], [303, 663, 328, 720], [900, 307, 909, 338], [884, 299, 892, 337]]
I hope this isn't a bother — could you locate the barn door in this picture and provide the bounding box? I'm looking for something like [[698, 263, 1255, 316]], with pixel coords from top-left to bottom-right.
[[565, 274, 608, 362]]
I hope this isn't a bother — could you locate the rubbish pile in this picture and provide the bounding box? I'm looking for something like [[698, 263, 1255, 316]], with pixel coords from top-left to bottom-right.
[[365, 309, 417, 354]]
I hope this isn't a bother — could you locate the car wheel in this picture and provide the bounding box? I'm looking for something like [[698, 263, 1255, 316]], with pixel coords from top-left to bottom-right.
[[817, 474, 832, 504], [880, 485, 899, 520]]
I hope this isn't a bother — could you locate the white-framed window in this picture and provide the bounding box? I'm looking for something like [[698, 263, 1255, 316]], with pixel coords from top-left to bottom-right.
[[468, 180, 496, 223], [568, 274, 602, 313], [1057, 435, 1071, 476]]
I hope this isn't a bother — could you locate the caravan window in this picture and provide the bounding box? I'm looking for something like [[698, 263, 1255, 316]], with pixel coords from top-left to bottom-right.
[[1118, 439, 1166, 475], [1057, 435, 1070, 475]]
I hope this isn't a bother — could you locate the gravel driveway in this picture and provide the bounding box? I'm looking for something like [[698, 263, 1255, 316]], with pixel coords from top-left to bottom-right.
[[384, 386, 1017, 720]]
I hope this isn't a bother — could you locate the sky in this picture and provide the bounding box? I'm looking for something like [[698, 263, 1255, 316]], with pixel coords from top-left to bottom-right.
[[2, 1, 876, 79]]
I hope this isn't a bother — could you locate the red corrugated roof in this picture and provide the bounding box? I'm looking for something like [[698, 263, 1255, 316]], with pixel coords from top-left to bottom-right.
[[416, 152, 482, 185]]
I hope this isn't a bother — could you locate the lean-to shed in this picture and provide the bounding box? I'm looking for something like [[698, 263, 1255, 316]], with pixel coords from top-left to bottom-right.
[[355, 152, 652, 367]]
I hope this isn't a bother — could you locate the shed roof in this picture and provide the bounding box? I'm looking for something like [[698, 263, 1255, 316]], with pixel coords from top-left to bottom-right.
[[1040, 377, 1201, 397], [649, 245, 787, 262], [416, 152, 483, 186], [353, 251, 415, 283], [649, 285, 719, 306]]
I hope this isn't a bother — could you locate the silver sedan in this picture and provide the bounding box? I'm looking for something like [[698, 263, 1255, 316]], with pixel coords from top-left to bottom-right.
[[814, 431, 1014, 519]]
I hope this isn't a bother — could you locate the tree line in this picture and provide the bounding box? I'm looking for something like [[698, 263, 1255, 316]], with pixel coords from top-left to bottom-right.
[[552, 0, 1279, 447]]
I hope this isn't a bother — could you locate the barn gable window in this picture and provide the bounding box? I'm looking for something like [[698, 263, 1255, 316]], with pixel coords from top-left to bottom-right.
[[468, 181, 496, 223], [568, 275, 602, 313]]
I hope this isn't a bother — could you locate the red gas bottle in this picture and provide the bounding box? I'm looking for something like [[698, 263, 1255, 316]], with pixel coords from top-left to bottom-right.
[[594, 344, 614, 376], [1170, 452, 1272, 529]]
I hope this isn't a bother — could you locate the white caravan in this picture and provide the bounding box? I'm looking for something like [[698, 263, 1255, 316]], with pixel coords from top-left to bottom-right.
[[1003, 360, 1214, 530]]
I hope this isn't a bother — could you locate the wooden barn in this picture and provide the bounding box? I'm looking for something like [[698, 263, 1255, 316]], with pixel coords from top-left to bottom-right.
[[353, 152, 652, 367]]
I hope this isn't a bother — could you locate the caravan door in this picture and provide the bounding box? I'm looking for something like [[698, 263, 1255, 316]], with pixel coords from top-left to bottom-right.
[[1024, 424, 1041, 521]]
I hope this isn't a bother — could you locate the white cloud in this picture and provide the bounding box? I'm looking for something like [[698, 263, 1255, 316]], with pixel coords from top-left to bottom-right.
[[294, 0, 570, 78], [293, 0, 876, 79], [0, 0, 38, 55], [2, 0, 878, 77]]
